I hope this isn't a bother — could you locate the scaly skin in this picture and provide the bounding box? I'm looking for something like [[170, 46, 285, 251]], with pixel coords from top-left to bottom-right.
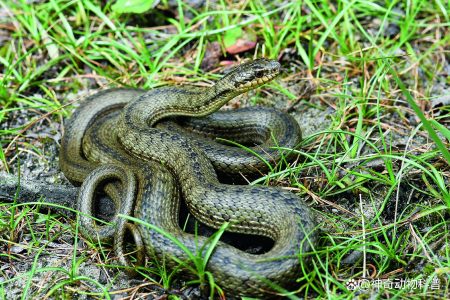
[[59, 58, 317, 297]]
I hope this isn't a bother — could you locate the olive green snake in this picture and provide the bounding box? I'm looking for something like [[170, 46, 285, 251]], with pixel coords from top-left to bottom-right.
[[59, 59, 317, 297]]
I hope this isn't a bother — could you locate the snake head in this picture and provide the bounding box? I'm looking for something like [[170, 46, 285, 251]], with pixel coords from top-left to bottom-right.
[[221, 58, 281, 92]]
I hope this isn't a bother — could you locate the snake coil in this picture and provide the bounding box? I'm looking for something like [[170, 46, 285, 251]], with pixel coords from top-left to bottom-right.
[[60, 59, 317, 297]]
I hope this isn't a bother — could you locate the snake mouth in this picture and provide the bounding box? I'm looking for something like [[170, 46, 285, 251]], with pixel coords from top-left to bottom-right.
[[235, 72, 279, 90]]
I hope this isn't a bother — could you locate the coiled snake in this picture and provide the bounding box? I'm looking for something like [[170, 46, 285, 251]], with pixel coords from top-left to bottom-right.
[[59, 59, 316, 297]]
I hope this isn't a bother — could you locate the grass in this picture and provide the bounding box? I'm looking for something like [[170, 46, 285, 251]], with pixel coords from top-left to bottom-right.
[[1, 0, 449, 299]]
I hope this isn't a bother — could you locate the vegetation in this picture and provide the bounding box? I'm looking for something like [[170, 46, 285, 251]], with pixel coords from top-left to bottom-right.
[[0, 0, 449, 299]]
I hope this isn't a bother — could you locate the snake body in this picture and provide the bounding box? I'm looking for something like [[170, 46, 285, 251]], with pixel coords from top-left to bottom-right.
[[59, 59, 316, 296]]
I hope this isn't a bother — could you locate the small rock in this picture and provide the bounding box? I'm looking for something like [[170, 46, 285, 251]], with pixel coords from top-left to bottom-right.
[[431, 93, 450, 108], [99, 269, 110, 285], [111, 294, 128, 300], [10, 245, 25, 254], [181, 286, 202, 299], [342, 250, 363, 264], [384, 23, 400, 38]]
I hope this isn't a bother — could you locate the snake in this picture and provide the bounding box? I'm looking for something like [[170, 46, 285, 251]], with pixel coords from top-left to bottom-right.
[[59, 58, 317, 297]]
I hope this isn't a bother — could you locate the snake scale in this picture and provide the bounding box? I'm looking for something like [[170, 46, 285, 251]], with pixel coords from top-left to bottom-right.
[[59, 59, 317, 297]]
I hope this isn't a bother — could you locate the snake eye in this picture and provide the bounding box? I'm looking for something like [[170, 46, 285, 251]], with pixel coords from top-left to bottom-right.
[[255, 70, 264, 78]]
